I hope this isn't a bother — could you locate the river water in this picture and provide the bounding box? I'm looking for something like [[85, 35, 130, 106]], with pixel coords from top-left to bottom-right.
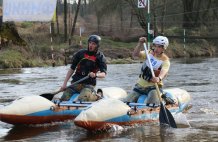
[[0, 57, 218, 141]]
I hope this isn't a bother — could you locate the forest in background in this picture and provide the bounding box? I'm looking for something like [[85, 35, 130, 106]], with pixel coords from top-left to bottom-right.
[[56, 0, 218, 42], [0, 0, 217, 68]]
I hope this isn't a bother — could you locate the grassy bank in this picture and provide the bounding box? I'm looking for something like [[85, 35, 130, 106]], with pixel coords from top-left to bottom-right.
[[0, 33, 216, 69]]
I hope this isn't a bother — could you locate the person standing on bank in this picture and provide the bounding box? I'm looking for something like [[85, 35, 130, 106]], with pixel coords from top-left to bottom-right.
[[60, 35, 107, 101], [126, 36, 172, 104]]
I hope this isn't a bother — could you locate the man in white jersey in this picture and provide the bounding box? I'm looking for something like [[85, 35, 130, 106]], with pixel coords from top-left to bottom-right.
[[125, 36, 172, 104]]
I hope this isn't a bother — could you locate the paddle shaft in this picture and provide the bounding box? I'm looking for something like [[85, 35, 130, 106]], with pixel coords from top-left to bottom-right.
[[40, 75, 89, 100], [143, 43, 162, 101], [59, 75, 89, 94], [143, 43, 176, 128], [54, 75, 90, 95]]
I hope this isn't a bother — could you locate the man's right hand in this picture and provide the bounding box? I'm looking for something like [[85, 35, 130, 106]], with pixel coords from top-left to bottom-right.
[[59, 86, 66, 92]]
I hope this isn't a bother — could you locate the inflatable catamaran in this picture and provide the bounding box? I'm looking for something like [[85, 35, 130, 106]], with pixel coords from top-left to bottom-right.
[[74, 88, 191, 131], [0, 87, 127, 125], [0, 87, 191, 129]]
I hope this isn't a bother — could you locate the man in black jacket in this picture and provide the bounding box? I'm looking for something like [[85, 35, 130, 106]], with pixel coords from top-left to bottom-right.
[[60, 35, 107, 101]]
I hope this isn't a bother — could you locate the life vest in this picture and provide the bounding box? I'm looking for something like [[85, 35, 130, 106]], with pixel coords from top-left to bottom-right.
[[139, 54, 163, 81], [75, 53, 98, 76], [72, 51, 99, 86]]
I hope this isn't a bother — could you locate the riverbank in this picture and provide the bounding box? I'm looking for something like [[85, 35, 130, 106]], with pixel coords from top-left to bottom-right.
[[0, 35, 216, 68]]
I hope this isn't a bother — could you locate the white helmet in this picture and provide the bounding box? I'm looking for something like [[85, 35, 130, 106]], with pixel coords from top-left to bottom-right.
[[152, 36, 169, 49]]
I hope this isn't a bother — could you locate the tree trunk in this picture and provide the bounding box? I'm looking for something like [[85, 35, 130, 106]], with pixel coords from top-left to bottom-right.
[[68, 3, 72, 45], [152, 0, 158, 37], [128, 9, 133, 34], [70, 0, 81, 45], [97, 15, 100, 34], [84, 0, 87, 15], [56, 0, 60, 35], [125, 0, 147, 33], [160, 0, 167, 34], [119, 4, 124, 32], [182, 0, 196, 28], [64, 0, 68, 42], [51, 22, 55, 36]]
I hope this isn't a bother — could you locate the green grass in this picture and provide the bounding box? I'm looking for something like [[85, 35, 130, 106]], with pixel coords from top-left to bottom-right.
[[70, 35, 137, 49], [102, 38, 136, 49], [0, 50, 50, 68], [0, 50, 27, 68], [20, 22, 34, 28], [0, 34, 216, 69]]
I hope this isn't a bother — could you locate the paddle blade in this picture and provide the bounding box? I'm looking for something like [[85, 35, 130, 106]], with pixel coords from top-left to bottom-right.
[[159, 103, 177, 128], [40, 93, 55, 101]]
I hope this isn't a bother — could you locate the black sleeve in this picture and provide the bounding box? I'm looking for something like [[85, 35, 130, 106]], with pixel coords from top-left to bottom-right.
[[70, 49, 85, 70], [96, 52, 107, 74]]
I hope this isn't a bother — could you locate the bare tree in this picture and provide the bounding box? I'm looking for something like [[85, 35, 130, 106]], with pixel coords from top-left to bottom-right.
[[70, 0, 81, 44], [181, 0, 214, 28], [160, 0, 167, 34], [64, 0, 68, 42], [56, 0, 60, 35], [125, 0, 147, 33]]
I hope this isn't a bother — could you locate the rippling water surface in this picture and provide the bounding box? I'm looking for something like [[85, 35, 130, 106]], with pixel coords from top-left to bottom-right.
[[0, 57, 218, 141]]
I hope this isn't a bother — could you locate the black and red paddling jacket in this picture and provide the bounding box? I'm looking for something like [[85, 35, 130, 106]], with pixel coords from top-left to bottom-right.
[[70, 49, 107, 86]]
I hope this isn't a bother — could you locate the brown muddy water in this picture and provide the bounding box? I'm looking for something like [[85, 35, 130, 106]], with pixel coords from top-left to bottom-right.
[[0, 57, 218, 142]]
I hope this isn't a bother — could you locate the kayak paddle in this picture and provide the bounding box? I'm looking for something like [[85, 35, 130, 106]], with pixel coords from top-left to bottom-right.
[[40, 75, 90, 101], [143, 43, 177, 128]]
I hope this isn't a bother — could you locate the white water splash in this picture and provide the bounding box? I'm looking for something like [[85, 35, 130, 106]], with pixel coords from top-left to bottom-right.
[[174, 113, 191, 128], [200, 108, 218, 115], [109, 124, 124, 132], [0, 122, 11, 138]]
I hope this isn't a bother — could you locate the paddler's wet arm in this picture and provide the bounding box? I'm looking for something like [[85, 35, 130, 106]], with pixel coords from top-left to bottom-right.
[[62, 68, 74, 88], [158, 60, 170, 80], [132, 37, 147, 59], [96, 72, 106, 78], [132, 43, 142, 59], [151, 69, 168, 83], [151, 59, 170, 83], [158, 69, 168, 81], [96, 53, 107, 79]]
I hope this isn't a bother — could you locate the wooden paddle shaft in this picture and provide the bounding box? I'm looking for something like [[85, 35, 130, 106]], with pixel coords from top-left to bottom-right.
[[54, 75, 90, 95], [143, 43, 162, 101]]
